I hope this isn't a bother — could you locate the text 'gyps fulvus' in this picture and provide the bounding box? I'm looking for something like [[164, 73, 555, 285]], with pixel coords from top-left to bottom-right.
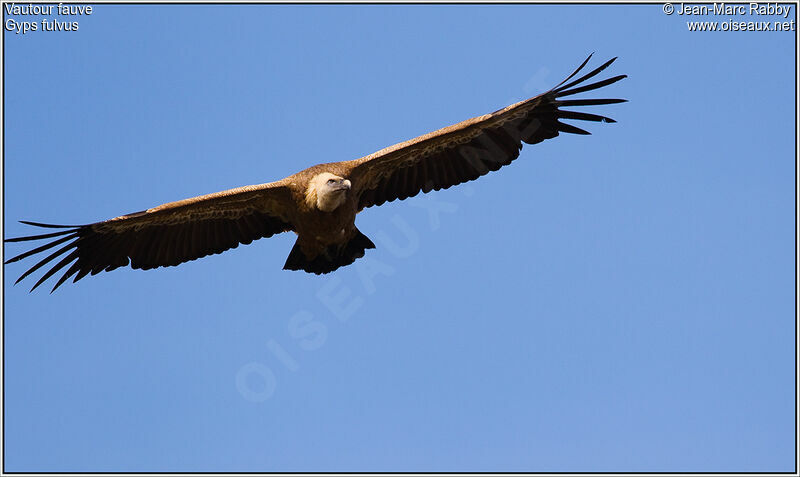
[[5, 55, 626, 292]]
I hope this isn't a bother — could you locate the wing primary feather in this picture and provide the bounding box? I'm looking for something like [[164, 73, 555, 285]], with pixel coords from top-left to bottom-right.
[[551, 53, 594, 90], [53, 261, 82, 289], [557, 110, 616, 123], [5, 228, 77, 243], [14, 239, 79, 285], [18, 220, 82, 228], [74, 264, 93, 282], [4, 232, 79, 264], [556, 74, 627, 98], [44, 251, 81, 293], [557, 98, 627, 107], [556, 121, 591, 135], [553, 56, 617, 94], [30, 249, 79, 292]]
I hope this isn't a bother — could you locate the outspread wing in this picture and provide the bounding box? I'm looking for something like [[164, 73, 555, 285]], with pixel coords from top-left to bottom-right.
[[345, 55, 626, 209], [5, 181, 297, 292]]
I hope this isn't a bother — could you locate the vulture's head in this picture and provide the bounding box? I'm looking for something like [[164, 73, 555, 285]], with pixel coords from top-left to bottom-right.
[[307, 172, 351, 212]]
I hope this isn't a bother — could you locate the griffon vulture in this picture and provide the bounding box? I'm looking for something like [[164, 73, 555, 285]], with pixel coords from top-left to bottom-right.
[[5, 55, 626, 292]]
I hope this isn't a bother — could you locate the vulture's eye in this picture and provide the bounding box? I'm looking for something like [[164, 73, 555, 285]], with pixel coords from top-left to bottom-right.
[[327, 179, 337, 184]]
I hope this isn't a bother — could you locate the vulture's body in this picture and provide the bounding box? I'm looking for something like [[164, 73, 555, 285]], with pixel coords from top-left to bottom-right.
[[5, 55, 627, 291]]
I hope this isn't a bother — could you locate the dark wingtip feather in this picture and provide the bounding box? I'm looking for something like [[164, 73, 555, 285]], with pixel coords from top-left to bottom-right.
[[5, 233, 79, 265], [558, 110, 617, 123], [552, 53, 594, 90], [557, 98, 628, 107], [29, 250, 79, 292], [553, 56, 620, 95], [29, 279, 44, 293], [556, 74, 628, 98], [556, 121, 591, 135], [53, 263, 82, 292], [12, 240, 78, 287], [19, 220, 81, 228], [5, 228, 77, 243]]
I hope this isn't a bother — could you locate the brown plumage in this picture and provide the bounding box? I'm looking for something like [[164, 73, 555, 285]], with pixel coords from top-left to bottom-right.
[[5, 54, 626, 292]]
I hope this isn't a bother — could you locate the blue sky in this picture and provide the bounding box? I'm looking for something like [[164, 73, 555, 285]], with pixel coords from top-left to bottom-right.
[[2, 3, 795, 473]]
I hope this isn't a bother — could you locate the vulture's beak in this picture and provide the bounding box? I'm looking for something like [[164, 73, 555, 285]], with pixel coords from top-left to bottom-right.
[[339, 179, 352, 191]]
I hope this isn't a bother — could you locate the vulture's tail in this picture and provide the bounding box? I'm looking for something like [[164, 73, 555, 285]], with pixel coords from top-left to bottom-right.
[[283, 228, 376, 275]]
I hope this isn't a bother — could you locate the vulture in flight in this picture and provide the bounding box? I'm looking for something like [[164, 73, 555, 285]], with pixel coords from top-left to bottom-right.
[[5, 55, 626, 292]]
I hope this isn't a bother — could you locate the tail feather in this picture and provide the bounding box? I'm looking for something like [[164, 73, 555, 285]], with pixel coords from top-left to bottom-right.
[[283, 228, 375, 275]]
